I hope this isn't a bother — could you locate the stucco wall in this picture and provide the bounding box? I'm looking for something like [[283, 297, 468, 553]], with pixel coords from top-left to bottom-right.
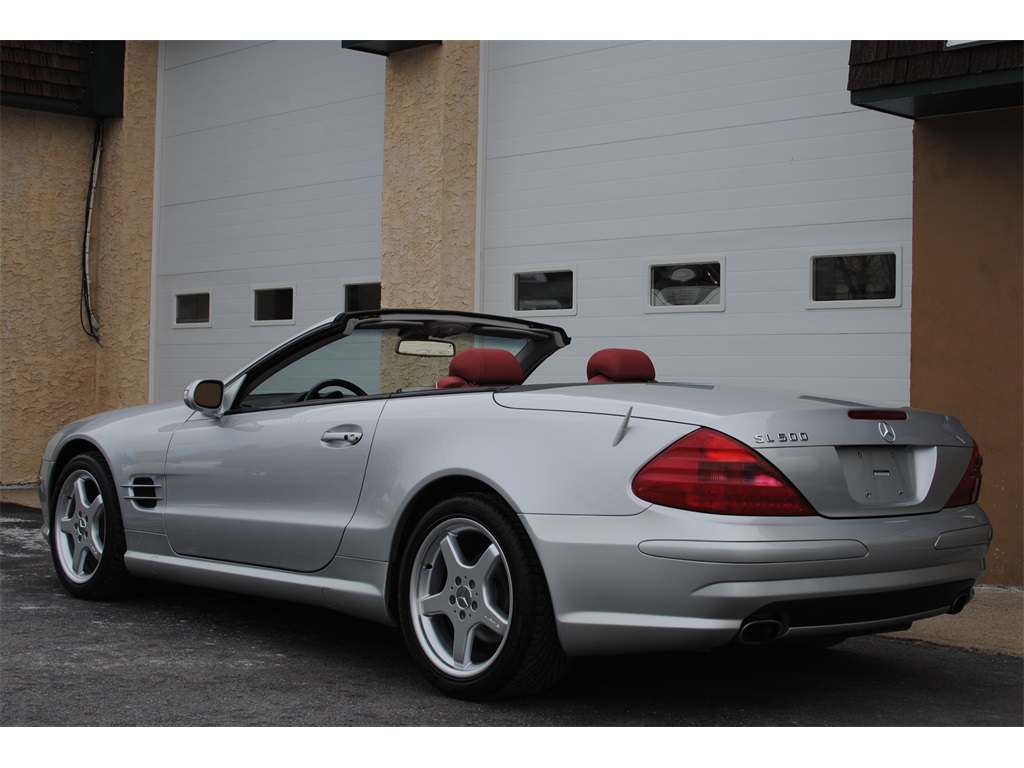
[[911, 108, 1023, 586], [91, 42, 159, 412], [0, 41, 158, 485], [380, 41, 479, 310]]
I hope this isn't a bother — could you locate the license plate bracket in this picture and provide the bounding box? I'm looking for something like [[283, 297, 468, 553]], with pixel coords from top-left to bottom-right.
[[836, 446, 920, 506]]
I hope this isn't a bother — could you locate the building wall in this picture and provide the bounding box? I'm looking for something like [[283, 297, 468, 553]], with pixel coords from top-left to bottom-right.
[[0, 41, 158, 485], [912, 107, 1023, 586]]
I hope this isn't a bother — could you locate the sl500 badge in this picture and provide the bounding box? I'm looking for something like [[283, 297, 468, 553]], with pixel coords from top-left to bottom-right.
[[754, 432, 809, 444]]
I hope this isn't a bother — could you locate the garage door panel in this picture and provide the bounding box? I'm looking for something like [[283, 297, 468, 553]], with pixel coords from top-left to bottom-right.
[[161, 42, 382, 136], [482, 41, 911, 404], [485, 121, 908, 195], [160, 101, 383, 202], [488, 43, 851, 157], [154, 42, 384, 403]]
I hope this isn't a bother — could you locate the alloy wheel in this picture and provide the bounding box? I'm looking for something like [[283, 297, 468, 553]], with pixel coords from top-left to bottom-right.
[[408, 517, 513, 678]]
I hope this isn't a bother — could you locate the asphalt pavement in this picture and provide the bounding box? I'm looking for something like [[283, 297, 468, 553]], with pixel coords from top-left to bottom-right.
[[2, 498, 1021, 728]]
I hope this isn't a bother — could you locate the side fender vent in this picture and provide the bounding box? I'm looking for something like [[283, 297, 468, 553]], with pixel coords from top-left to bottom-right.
[[123, 477, 162, 510]]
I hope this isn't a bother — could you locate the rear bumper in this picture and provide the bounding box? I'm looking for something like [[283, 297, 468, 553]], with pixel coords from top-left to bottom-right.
[[521, 504, 991, 655]]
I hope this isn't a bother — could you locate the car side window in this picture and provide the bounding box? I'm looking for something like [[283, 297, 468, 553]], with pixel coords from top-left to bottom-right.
[[237, 332, 382, 409]]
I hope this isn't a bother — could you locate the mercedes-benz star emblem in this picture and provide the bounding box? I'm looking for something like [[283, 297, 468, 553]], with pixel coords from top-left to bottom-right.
[[878, 421, 897, 443]]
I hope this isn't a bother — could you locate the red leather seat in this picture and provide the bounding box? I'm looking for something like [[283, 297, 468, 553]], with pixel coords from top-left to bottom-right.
[[436, 348, 523, 388], [587, 348, 656, 383]]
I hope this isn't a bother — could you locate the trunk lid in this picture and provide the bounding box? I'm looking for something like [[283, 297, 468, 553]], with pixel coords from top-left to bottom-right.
[[495, 383, 976, 518]]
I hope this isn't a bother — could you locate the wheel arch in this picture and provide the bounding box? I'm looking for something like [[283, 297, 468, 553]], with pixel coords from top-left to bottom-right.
[[47, 439, 108, 504]]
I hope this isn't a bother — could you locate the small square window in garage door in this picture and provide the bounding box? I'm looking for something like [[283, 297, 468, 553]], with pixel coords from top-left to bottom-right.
[[174, 292, 211, 326], [513, 269, 576, 316], [253, 286, 295, 324], [808, 251, 901, 308], [646, 259, 725, 313]]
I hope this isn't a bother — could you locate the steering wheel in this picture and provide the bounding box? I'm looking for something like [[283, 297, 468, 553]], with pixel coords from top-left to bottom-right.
[[301, 378, 368, 401]]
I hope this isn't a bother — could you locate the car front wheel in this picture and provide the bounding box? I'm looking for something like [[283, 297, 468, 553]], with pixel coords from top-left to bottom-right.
[[50, 452, 135, 599], [399, 493, 568, 699]]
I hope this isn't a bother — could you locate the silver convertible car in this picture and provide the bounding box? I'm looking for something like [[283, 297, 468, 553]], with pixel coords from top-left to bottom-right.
[[39, 309, 991, 699]]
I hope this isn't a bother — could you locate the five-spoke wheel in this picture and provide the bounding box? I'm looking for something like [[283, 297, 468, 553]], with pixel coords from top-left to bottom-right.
[[409, 516, 513, 677], [50, 453, 134, 599], [54, 468, 106, 584], [399, 493, 567, 699]]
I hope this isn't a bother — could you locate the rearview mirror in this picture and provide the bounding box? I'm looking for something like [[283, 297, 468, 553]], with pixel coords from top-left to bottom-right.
[[396, 339, 456, 358], [184, 379, 225, 416]]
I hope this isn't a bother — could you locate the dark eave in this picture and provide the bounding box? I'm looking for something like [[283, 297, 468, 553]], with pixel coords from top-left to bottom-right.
[[851, 68, 1024, 119], [848, 40, 1023, 120], [0, 40, 125, 118], [341, 41, 441, 56]]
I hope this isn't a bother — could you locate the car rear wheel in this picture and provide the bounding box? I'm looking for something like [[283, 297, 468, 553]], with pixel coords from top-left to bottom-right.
[[50, 453, 135, 600], [399, 493, 568, 699]]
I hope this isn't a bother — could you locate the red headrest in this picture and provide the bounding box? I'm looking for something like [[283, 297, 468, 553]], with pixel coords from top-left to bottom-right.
[[587, 348, 656, 383], [448, 348, 523, 387]]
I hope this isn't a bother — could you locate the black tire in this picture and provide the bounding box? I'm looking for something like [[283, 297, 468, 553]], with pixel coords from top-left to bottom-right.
[[398, 492, 569, 699], [49, 452, 136, 600]]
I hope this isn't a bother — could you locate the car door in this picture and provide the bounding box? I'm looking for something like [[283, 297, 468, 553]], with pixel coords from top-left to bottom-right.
[[163, 399, 385, 572], [163, 328, 388, 572]]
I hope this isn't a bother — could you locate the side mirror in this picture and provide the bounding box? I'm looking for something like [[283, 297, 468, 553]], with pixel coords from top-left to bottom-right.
[[184, 379, 225, 417]]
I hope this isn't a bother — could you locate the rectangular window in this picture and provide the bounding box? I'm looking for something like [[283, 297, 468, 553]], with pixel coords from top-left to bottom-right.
[[253, 286, 295, 324], [646, 259, 725, 313], [808, 250, 901, 308], [174, 292, 211, 326], [512, 268, 576, 316], [345, 282, 381, 312]]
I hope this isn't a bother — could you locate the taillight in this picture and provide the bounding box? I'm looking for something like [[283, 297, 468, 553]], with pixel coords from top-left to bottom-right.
[[944, 442, 983, 508], [632, 428, 816, 516]]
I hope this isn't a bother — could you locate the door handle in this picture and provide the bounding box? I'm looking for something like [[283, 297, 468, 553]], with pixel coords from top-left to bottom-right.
[[321, 430, 362, 445]]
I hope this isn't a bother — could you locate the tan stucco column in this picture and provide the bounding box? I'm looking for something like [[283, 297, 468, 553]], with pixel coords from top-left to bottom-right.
[[380, 41, 480, 311], [0, 41, 157, 485], [911, 108, 1023, 587]]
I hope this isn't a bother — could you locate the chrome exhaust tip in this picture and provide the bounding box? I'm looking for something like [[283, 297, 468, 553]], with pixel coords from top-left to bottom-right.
[[948, 588, 975, 615], [738, 615, 788, 644]]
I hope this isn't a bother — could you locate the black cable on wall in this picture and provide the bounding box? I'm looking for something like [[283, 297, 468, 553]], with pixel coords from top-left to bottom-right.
[[80, 117, 103, 344]]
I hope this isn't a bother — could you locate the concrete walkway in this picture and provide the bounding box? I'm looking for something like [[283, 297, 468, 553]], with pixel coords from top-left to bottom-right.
[[885, 584, 1023, 656], [4, 487, 1020, 657]]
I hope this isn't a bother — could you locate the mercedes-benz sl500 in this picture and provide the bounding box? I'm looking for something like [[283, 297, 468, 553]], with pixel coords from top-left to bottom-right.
[[39, 309, 991, 698]]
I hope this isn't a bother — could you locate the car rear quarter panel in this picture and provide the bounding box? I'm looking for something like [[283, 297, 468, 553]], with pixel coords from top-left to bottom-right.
[[335, 391, 696, 562]]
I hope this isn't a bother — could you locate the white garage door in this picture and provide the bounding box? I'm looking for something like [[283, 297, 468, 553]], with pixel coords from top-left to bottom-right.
[[481, 41, 913, 405], [152, 41, 385, 403]]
